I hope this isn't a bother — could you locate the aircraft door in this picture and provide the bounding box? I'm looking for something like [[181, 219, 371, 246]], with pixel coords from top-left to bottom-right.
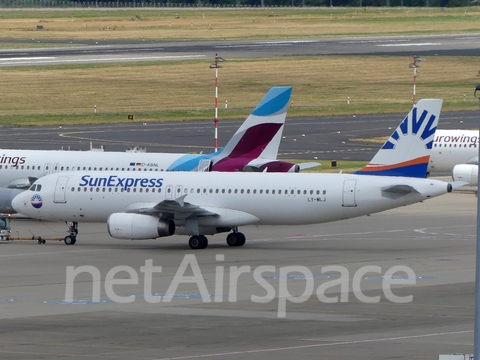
[[342, 179, 357, 207], [54, 176, 69, 203], [166, 185, 173, 200], [44, 163, 51, 175]]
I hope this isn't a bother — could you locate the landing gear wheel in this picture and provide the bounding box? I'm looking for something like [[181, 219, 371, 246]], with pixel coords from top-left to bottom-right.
[[189, 235, 208, 250], [64, 235, 76, 245], [226, 232, 246, 247], [199, 235, 208, 249]]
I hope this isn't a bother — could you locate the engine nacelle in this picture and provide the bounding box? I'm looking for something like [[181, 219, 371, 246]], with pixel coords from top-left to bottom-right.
[[452, 164, 478, 186], [107, 213, 175, 240]]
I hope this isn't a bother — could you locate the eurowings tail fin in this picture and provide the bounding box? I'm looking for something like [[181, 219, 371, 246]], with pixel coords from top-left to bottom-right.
[[211, 86, 292, 170], [355, 99, 443, 178]]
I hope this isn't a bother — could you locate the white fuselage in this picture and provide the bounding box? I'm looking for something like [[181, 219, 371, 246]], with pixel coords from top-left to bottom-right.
[[429, 129, 478, 173], [13, 171, 450, 233]]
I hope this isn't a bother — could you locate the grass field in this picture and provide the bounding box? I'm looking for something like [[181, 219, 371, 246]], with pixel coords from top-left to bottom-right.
[[0, 8, 479, 126], [0, 55, 478, 126], [0, 8, 479, 42]]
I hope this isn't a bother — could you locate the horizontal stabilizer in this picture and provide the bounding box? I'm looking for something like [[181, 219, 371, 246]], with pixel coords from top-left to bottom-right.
[[467, 156, 478, 165], [381, 184, 419, 194], [448, 181, 469, 190], [297, 162, 321, 170]]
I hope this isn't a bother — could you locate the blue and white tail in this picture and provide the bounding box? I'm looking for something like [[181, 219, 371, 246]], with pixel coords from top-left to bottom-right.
[[355, 99, 443, 178]]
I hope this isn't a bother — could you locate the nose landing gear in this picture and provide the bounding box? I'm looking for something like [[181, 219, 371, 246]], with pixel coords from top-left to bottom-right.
[[64, 222, 78, 245]]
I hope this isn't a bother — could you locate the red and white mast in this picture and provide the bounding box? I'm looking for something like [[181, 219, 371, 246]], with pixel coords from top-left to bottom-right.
[[211, 54, 225, 152]]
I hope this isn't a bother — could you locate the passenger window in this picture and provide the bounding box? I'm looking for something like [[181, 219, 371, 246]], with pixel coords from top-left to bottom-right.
[[272, 190, 275, 194], [99, 167, 103, 171], [235, 189, 238, 194], [316, 190, 320, 195], [253, 190, 256, 194], [303, 190, 307, 194], [204, 188, 207, 193], [145, 188, 149, 193], [102, 188, 105, 192], [279, 190, 282, 194], [84, 188, 87, 192], [71, 187, 74, 192], [222, 189, 225, 194], [259, 190, 263, 194], [228, 189, 232, 194], [209, 188, 213, 193], [197, 189, 200, 193], [77, 187, 81, 192], [96, 188, 99, 192], [90, 188, 93, 192], [139, 188, 142, 193], [108, 188, 112, 192], [215, 189, 219, 193], [21, 165, 24, 170], [266, 190, 269, 194], [323, 190, 327, 195]]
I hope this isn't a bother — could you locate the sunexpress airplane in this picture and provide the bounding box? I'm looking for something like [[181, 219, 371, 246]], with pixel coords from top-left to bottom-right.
[[0, 87, 317, 213], [13, 99, 465, 248]]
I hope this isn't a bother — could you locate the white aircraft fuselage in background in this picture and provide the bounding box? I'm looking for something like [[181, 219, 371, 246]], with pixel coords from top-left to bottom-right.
[[428, 129, 478, 173]]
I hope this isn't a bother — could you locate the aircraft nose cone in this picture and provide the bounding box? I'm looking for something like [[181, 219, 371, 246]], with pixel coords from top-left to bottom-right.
[[11, 192, 26, 214]]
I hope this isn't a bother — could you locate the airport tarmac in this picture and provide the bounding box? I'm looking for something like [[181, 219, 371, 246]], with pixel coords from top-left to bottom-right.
[[0, 188, 476, 359], [1, 33, 480, 67]]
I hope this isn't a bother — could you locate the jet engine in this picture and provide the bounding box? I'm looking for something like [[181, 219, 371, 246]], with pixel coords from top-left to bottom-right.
[[107, 213, 175, 240], [452, 164, 478, 186]]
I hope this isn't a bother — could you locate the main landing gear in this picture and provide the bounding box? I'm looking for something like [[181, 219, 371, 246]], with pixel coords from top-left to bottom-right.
[[64, 222, 78, 245], [188, 235, 208, 250], [226, 232, 246, 247], [187, 229, 246, 250]]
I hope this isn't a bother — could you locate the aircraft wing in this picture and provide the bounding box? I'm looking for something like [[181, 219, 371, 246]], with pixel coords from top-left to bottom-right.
[[124, 195, 218, 219]]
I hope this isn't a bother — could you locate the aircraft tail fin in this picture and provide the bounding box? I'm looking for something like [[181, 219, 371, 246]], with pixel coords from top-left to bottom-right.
[[213, 86, 292, 164], [355, 99, 443, 178]]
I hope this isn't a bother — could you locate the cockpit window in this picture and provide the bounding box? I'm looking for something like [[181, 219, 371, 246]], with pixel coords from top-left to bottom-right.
[[29, 184, 42, 192]]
